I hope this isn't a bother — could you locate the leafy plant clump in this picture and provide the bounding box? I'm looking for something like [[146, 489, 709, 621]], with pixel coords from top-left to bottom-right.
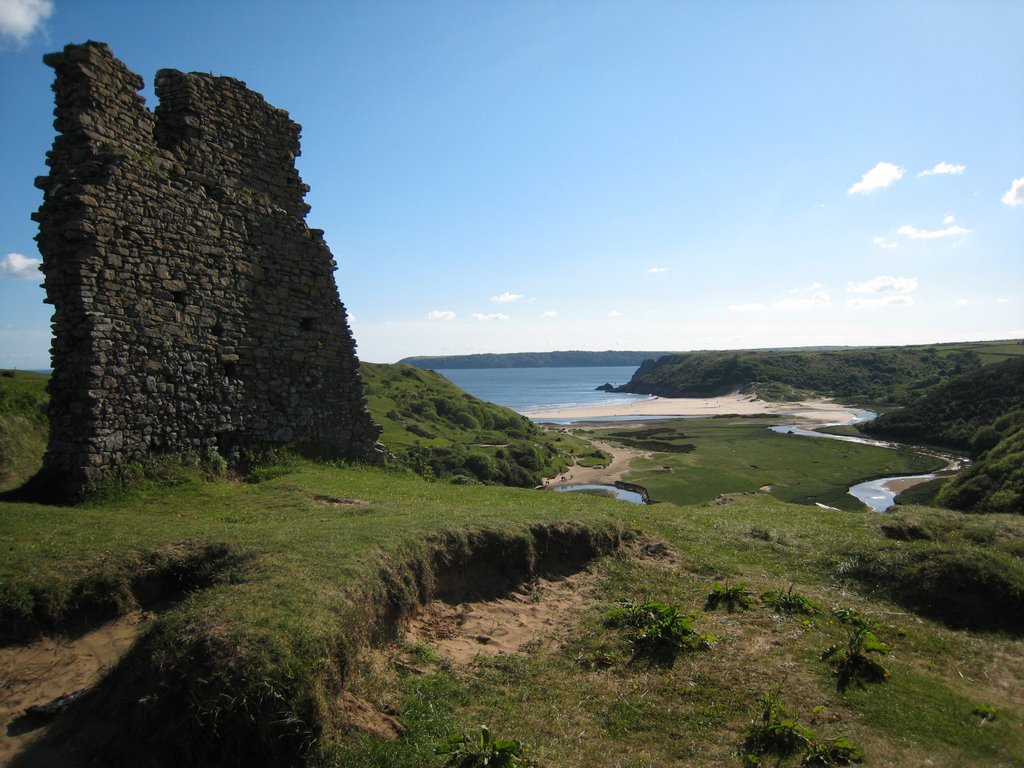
[[705, 582, 754, 612], [436, 725, 536, 767], [742, 687, 863, 767], [605, 599, 714, 660], [761, 585, 823, 616], [820, 609, 892, 691]]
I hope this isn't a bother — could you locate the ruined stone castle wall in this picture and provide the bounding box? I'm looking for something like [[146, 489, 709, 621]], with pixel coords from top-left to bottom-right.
[[34, 41, 381, 500]]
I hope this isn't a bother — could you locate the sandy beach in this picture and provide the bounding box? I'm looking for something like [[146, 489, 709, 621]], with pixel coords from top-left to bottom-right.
[[527, 393, 861, 426]]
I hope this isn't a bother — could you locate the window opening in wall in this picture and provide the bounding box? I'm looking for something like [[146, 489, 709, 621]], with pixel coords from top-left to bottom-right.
[[223, 362, 237, 378], [300, 317, 316, 331], [171, 289, 187, 305], [211, 321, 224, 337]]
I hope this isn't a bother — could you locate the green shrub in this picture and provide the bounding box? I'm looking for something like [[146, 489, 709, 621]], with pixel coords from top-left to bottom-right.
[[705, 582, 754, 612], [761, 585, 823, 616], [742, 687, 863, 767], [435, 725, 535, 767], [605, 599, 713, 661]]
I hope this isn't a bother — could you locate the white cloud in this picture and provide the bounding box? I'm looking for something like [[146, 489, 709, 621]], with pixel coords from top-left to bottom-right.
[[943, 213, 955, 225], [848, 162, 904, 195], [541, 310, 558, 318], [847, 296, 915, 309], [996, 298, 1010, 304], [1002, 177, 1024, 207], [0, 0, 53, 43], [729, 303, 767, 312], [773, 291, 831, 310], [490, 291, 524, 303], [896, 224, 971, 239], [0, 252, 41, 279], [647, 267, 668, 273], [846, 275, 918, 294], [607, 310, 625, 317], [787, 281, 825, 294], [918, 161, 966, 177], [955, 299, 969, 306], [872, 237, 898, 249], [427, 310, 455, 321], [472, 312, 508, 321]]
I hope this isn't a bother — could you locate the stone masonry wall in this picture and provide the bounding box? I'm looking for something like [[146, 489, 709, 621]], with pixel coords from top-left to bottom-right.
[[34, 41, 382, 500]]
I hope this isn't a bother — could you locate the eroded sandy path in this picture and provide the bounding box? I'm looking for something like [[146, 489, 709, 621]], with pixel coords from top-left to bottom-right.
[[546, 438, 646, 489], [0, 613, 149, 766]]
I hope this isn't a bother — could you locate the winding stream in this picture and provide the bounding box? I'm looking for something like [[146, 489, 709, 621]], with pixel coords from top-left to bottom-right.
[[769, 413, 964, 512]]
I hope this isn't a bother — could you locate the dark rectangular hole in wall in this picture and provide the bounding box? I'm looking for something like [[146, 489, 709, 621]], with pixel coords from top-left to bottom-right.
[[223, 362, 237, 378], [300, 318, 316, 331], [172, 290, 187, 305]]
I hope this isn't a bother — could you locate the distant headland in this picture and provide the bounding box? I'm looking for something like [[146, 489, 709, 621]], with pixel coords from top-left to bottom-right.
[[398, 351, 675, 369]]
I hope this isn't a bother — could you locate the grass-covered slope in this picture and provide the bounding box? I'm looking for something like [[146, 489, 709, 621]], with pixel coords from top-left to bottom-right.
[[360, 362, 590, 486], [2, 464, 1022, 767], [859, 357, 1024, 452], [0, 370, 48, 492], [3, 366, 1023, 767], [935, 415, 1024, 514], [618, 340, 1022, 405]]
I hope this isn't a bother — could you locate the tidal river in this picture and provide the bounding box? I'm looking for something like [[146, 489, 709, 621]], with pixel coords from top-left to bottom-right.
[[769, 416, 965, 512]]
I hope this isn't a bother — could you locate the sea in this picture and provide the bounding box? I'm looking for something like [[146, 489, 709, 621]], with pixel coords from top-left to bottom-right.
[[435, 366, 650, 415]]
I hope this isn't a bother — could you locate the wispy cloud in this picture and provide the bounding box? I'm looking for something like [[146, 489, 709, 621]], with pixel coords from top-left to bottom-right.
[[896, 224, 971, 240], [647, 267, 668, 274], [788, 281, 825, 294], [0, 252, 41, 279], [847, 296, 915, 309], [847, 275, 918, 294], [0, 0, 53, 45], [1002, 177, 1024, 207], [607, 310, 625, 317], [872, 237, 898, 249], [541, 310, 558, 318], [773, 291, 831, 310], [918, 161, 966, 177], [427, 310, 455, 321], [848, 162, 904, 195], [955, 299, 969, 306], [728, 303, 767, 313], [472, 312, 509, 321], [490, 291, 524, 303]]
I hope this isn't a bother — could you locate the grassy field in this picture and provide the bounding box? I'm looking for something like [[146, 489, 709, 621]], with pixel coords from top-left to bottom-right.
[[593, 417, 947, 511], [2, 370, 1022, 767]]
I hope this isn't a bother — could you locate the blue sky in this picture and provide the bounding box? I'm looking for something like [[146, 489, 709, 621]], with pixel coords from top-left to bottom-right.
[[1, 0, 1021, 367]]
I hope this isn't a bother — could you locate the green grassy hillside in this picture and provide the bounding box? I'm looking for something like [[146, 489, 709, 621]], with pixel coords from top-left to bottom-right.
[[2, 460, 1022, 767], [618, 340, 1021, 406], [2, 365, 1023, 767], [0, 370, 49, 492], [360, 362, 592, 485], [936, 414, 1024, 514], [859, 357, 1024, 452]]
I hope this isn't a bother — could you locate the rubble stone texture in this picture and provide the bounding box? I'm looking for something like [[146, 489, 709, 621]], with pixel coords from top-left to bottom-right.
[[34, 41, 382, 500]]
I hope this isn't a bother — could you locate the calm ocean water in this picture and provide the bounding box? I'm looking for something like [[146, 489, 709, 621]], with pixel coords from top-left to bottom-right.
[[436, 366, 652, 414]]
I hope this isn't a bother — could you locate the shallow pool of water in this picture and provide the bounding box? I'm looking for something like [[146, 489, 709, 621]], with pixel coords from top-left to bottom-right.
[[553, 484, 646, 504]]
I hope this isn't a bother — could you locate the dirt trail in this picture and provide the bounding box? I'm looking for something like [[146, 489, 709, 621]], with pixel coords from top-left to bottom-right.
[[0, 613, 149, 766], [407, 569, 599, 663], [546, 438, 647, 488]]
